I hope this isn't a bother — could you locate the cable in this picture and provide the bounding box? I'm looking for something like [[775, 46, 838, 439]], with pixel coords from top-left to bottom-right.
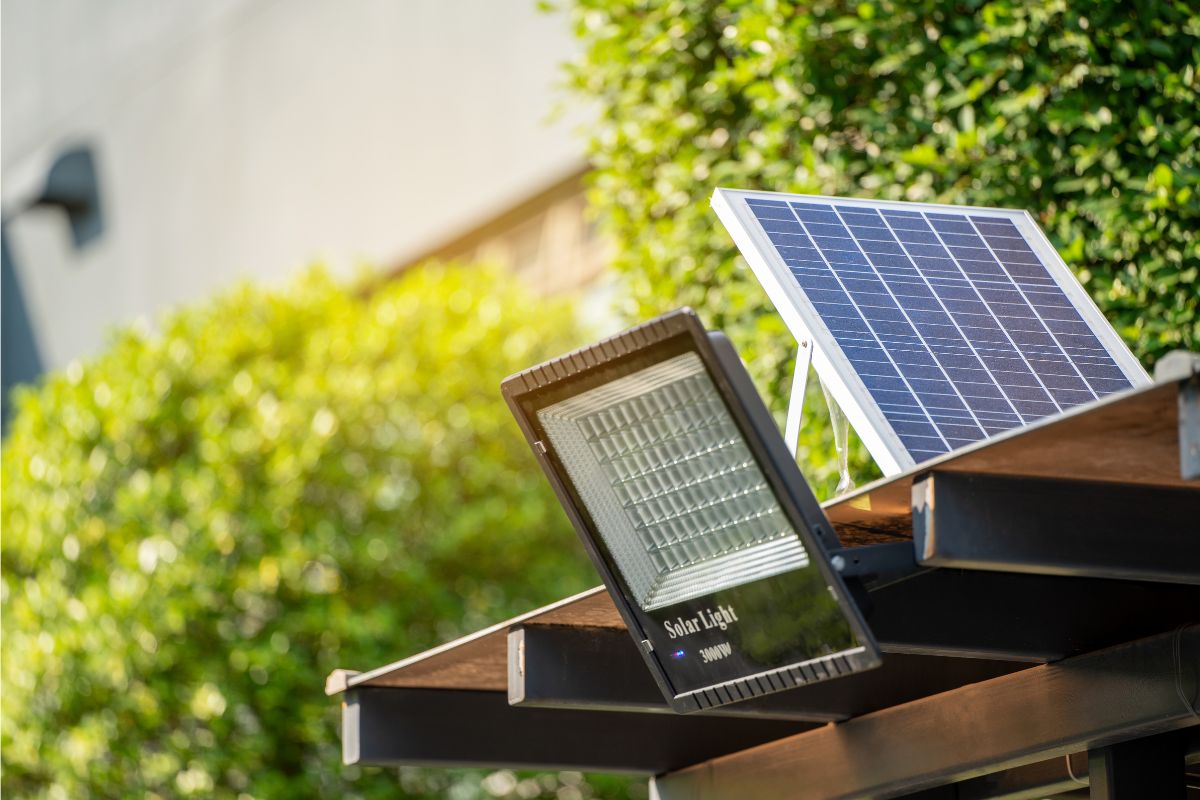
[[1064, 752, 1088, 785]]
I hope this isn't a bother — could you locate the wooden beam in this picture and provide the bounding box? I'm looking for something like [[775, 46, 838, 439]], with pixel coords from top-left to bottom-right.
[[826, 379, 1190, 547], [650, 627, 1200, 800], [325, 385, 1200, 698], [330, 586, 620, 694]]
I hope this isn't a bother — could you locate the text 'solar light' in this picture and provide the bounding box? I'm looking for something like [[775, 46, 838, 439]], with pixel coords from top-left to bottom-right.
[[502, 308, 881, 712]]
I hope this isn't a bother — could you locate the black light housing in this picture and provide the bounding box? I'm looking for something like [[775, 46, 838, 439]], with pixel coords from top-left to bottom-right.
[[503, 308, 882, 712]]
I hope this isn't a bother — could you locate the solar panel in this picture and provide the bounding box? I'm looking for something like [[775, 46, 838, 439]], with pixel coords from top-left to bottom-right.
[[712, 190, 1150, 474]]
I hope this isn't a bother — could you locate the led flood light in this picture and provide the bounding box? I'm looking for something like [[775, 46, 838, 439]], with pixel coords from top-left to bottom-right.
[[503, 309, 881, 712]]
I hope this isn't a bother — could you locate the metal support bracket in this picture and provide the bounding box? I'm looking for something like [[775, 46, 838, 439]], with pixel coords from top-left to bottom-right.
[[829, 540, 921, 580], [1181, 374, 1200, 481], [912, 471, 1200, 584], [1155, 350, 1200, 481], [784, 338, 813, 458], [342, 685, 816, 772]]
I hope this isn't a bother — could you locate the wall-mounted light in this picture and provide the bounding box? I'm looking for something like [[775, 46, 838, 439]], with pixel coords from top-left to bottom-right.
[[503, 308, 882, 712], [2, 143, 105, 428]]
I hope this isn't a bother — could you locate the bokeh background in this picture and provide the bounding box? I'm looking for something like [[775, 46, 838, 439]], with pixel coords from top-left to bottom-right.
[[3, 1, 1196, 798]]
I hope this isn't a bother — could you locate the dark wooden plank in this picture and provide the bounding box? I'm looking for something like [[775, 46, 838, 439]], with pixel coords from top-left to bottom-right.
[[651, 627, 1200, 800], [334, 564, 1200, 701], [826, 380, 1188, 543], [329, 587, 620, 694], [328, 385, 1197, 696], [341, 686, 815, 773], [509, 624, 1021, 721], [331, 558, 1200, 700], [912, 472, 1200, 585]]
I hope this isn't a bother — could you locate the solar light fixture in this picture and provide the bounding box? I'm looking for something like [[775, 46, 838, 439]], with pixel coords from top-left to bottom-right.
[[503, 308, 881, 712]]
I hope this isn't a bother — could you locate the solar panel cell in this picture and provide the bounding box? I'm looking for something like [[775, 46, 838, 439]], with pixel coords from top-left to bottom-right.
[[929, 221, 975, 235]]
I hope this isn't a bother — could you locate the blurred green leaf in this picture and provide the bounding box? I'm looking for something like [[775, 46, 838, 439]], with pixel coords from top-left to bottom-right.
[[1, 265, 639, 799], [564, 0, 1198, 490]]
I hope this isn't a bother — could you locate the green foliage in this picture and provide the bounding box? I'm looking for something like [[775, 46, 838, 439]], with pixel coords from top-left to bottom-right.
[[566, 0, 1198, 488], [1, 265, 636, 799]]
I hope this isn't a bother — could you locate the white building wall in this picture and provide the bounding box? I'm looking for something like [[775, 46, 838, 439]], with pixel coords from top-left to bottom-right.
[[2, 0, 586, 368]]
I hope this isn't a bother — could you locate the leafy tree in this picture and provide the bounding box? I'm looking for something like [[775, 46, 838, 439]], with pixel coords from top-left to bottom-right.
[[1, 265, 635, 799], [565, 0, 1198, 489]]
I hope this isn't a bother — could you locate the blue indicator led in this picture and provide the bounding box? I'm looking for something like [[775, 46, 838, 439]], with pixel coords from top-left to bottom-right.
[[671, 649, 686, 660]]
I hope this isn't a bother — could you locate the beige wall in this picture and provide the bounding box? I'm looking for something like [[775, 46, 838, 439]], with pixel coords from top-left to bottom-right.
[[2, 0, 587, 368]]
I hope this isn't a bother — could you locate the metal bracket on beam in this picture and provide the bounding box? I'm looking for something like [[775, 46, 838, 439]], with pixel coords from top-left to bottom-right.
[[342, 685, 816, 772], [911, 471, 1200, 585], [1155, 351, 1200, 481], [864, 567, 1200, 662], [830, 541, 921, 581], [1181, 373, 1200, 481]]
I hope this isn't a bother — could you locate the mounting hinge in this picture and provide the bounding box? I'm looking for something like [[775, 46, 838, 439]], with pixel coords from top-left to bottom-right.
[[829, 541, 920, 579], [784, 338, 814, 458]]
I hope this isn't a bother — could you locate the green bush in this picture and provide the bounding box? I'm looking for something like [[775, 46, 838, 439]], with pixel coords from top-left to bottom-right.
[[566, 0, 1198, 487], [1, 265, 635, 799]]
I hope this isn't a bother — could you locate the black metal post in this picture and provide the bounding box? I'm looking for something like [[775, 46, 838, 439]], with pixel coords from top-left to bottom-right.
[[912, 471, 1200, 585], [1087, 731, 1187, 799]]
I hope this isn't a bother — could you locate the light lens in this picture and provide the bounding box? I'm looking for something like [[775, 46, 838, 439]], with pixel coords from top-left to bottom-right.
[[539, 352, 809, 611]]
